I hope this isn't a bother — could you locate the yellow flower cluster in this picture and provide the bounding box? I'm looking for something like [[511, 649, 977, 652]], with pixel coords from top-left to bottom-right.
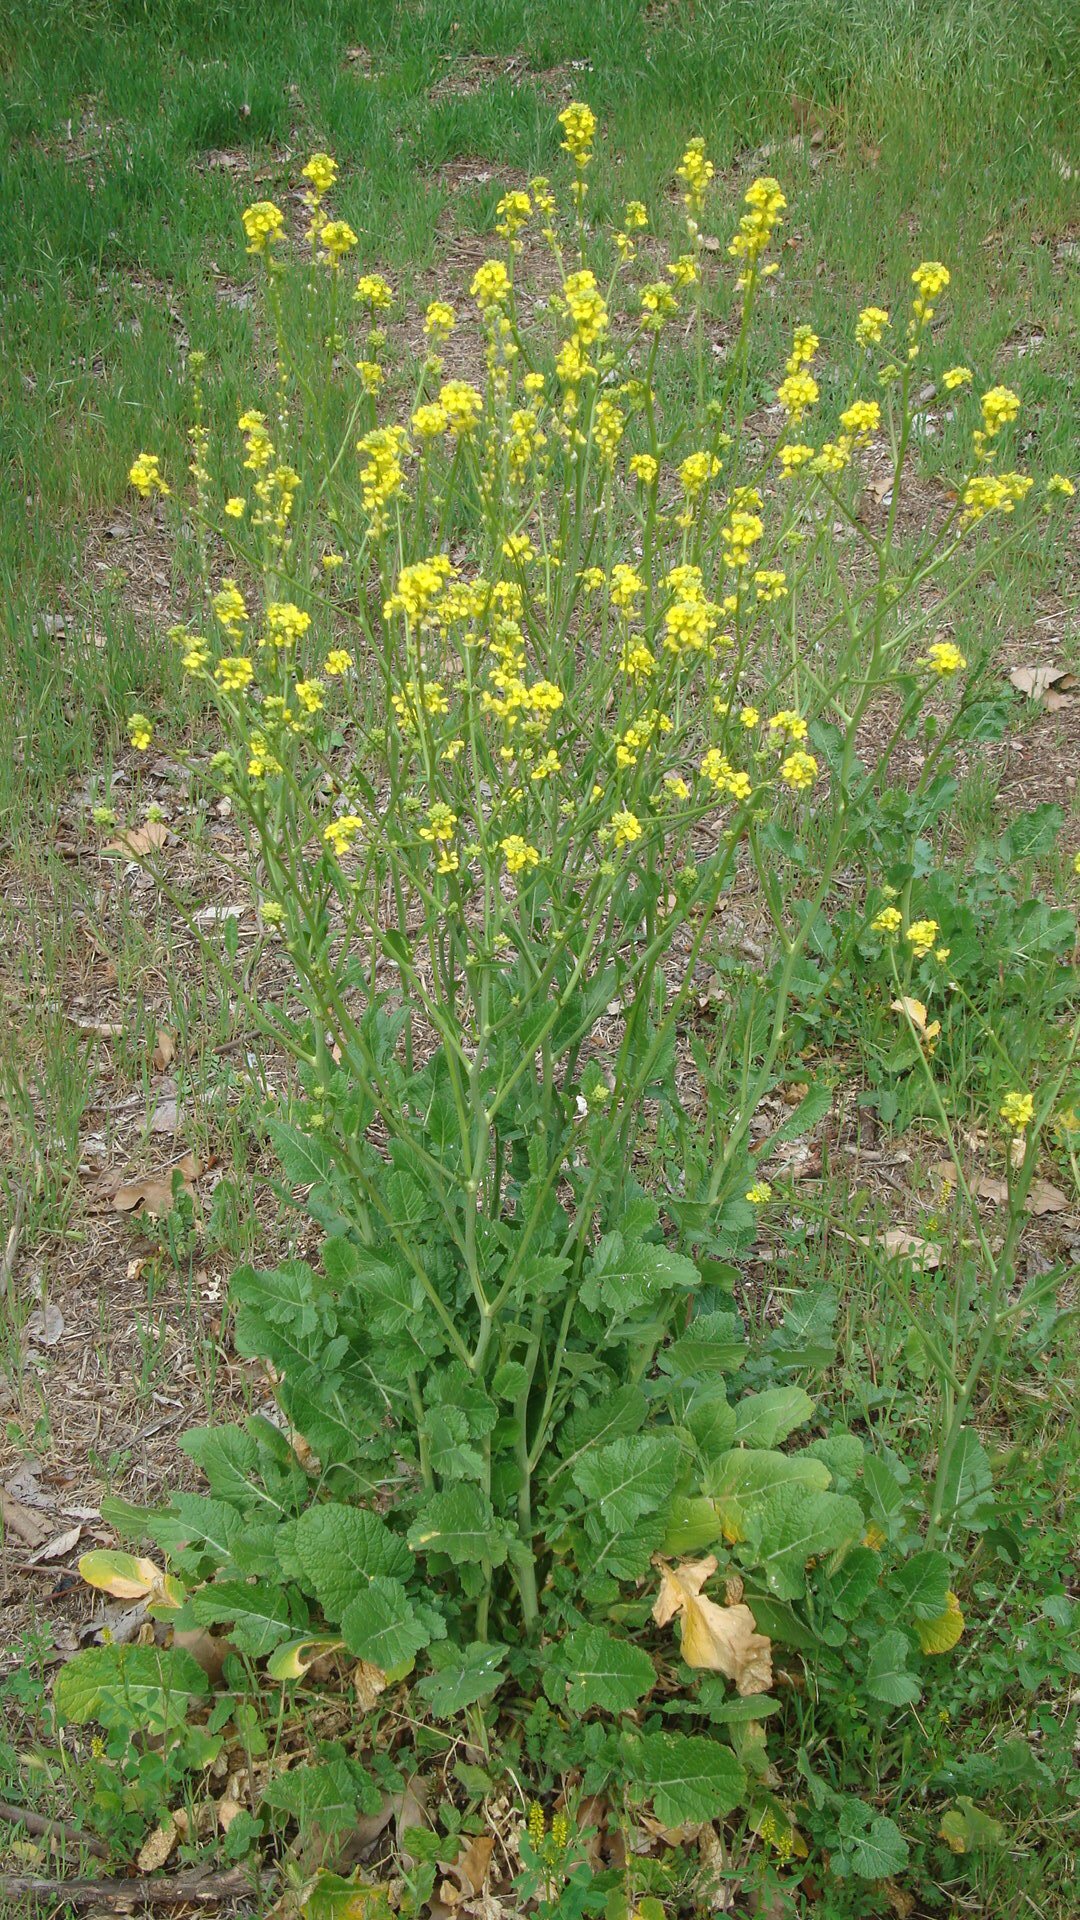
[[728, 176, 786, 288], [129, 452, 169, 498], [242, 200, 285, 254]]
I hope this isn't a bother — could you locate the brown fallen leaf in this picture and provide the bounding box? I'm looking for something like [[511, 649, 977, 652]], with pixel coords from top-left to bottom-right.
[[891, 995, 941, 1045], [1, 1489, 53, 1550], [29, 1523, 82, 1564], [112, 1152, 199, 1215], [1007, 665, 1077, 701], [438, 1831, 495, 1906], [136, 1809, 187, 1873], [652, 1555, 773, 1695], [352, 1660, 387, 1711], [977, 1174, 1069, 1214], [174, 1627, 229, 1685], [152, 1028, 175, 1072], [871, 1228, 942, 1271], [106, 821, 171, 857]]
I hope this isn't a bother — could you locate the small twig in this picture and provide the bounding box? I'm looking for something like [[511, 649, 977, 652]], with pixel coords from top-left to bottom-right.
[[0, 1188, 26, 1301], [0, 1866, 273, 1910], [0, 1799, 110, 1860]]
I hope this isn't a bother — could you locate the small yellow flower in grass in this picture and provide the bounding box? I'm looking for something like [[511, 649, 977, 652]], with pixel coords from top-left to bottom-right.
[[839, 399, 881, 443], [324, 649, 352, 676], [356, 360, 383, 394], [610, 810, 643, 849], [500, 835, 540, 875], [213, 579, 249, 638], [320, 219, 357, 262], [579, 566, 606, 592], [495, 190, 531, 239], [527, 679, 564, 715], [419, 803, 457, 844], [264, 601, 310, 647], [1073, 850, 1080, 875], [677, 137, 714, 215], [523, 370, 545, 396], [323, 814, 363, 856], [322, 551, 345, 569], [941, 365, 972, 391], [680, 450, 721, 497], [768, 709, 808, 742], [438, 380, 483, 436], [625, 199, 648, 231], [260, 900, 286, 925], [786, 324, 819, 373], [92, 805, 116, 826], [224, 496, 246, 518], [781, 750, 818, 791], [503, 532, 535, 564], [412, 402, 448, 439], [629, 453, 658, 486], [424, 300, 455, 341], [621, 641, 656, 680], [722, 509, 764, 570], [663, 773, 690, 802], [558, 100, 596, 166], [872, 906, 902, 936], [905, 918, 939, 959], [609, 563, 645, 610], [746, 1180, 772, 1205], [912, 261, 950, 302], [247, 734, 281, 779], [354, 273, 394, 310], [700, 750, 752, 802], [639, 281, 679, 329], [981, 385, 1020, 436], [855, 306, 890, 348], [777, 442, 815, 475], [127, 712, 152, 751], [215, 655, 255, 692], [777, 371, 819, 424], [295, 679, 324, 714], [753, 569, 787, 602], [129, 452, 169, 498], [471, 258, 512, 314], [925, 641, 967, 676], [182, 642, 210, 674], [302, 153, 337, 196], [1046, 473, 1075, 499], [242, 200, 285, 254], [739, 706, 759, 728], [999, 1090, 1034, 1134]]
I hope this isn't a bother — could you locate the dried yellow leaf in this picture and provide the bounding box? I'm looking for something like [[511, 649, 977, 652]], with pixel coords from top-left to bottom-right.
[[652, 1554, 772, 1694], [916, 1589, 964, 1654]]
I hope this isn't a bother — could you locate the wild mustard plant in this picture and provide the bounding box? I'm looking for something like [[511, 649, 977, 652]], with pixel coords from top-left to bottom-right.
[[88, 106, 1075, 1837]]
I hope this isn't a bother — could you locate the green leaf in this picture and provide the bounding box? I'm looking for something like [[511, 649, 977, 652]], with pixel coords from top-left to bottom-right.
[[407, 1485, 509, 1567], [561, 1627, 655, 1714], [295, 1504, 412, 1620], [936, 1429, 994, 1535], [574, 1435, 682, 1534], [732, 1387, 815, 1449], [706, 1448, 832, 1540], [187, 1579, 300, 1657], [555, 1386, 648, 1465], [684, 1388, 737, 1458], [939, 1796, 1007, 1855], [231, 1260, 321, 1334], [301, 1871, 394, 1920], [659, 1312, 746, 1378], [892, 1549, 950, 1621], [415, 1641, 508, 1716], [263, 1756, 379, 1835], [265, 1117, 339, 1190], [821, 1548, 881, 1621], [581, 1233, 698, 1313], [865, 1630, 921, 1707], [839, 1807, 909, 1879], [763, 1082, 832, 1147], [339, 1577, 431, 1670], [662, 1495, 725, 1556], [627, 1731, 746, 1827], [741, 1484, 863, 1599], [54, 1645, 209, 1729]]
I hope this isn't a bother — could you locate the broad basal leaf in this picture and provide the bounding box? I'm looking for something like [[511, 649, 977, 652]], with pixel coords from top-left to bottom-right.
[[936, 1429, 994, 1535], [652, 1555, 772, 1695], [560, 1626, 656, 1714], [415, 1641, 508, 1716], [295, 1504, 412, 1620], [573, 1434, 682, 1534], [865, 1630, 921, 1707], [627, 1731, 746, 1828], [740, 1484, 863, 1599], [659, 1312, 747, 1379], [915, 1590, 964, 1654], [706, 1448, 832, 1542], [407, 1485, 509, 1567], [580, 1232, 698, 1313], [892, 1549, 950, 1622], [732, 1388, 815, 1450], [339, 1576, 430, 1671], [187, 1579, 300, 1657], [54, 1645, 209, 1729], [837, 1805, 909, 1880]]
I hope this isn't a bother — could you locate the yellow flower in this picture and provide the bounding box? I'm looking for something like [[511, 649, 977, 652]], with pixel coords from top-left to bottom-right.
[[625, 199, 648, 231], [563, 269, 608, 345], [438, 380, 483, 436], [780, 750, 818, 790], [419, 803, 457, 843], [503, 532, 535, 564], [739, 706, 759, 728], [264, 602, 310, 648], [855, 306, 890, 348], [500, 835, 540, 874], [872, 907, 902, 935], [722, 509, 764, 570], [413, 402, 448, 439], [663, 773, 690, 801], [354, 273, 394, 310], [301, 152, 337, 195], [941, 365, 972, 391], [356, 359, 383, 394], [1046, 473, 1074, 499], [127, 712, 152, 751], [912, 261, 951, 301], [558, 100, 596, 166], [424, 300, 455, 341], [768, 710, 807, 741], [925, 641, 966, 676], [224, 496, 246, 518], [129, 452, 169, 498], [777, 371, 819, 424], [610, 809, 643, 849], [777, 442, 815, 475], [745, 1181, 772, 1205], [260, 900, 286, 925], [320, 219, 357, 261], [471, 258, 512, 314], [215, 656, 255, 692], [728, 175, 786, 285], [639, 281, 679, 330], [495, 189, 531, 239], [629, 453, 658, 486], [999, 1090, 1034, 1134], [677, 137, 714, 215], [699, 750, 751, 802], [527, 679, 564, 715], [212, 580, 249, 638], [323, 648, 352, 677], [242, 200, 285, 254], [621, 641, 656, 680], [753, 569, 787, 602], [680, 450, 721, 497], [980, 385, 1020, 436], [839, 399, 881, 443], [323, 814, 363, 855], [609, 563, 645, 610], [905, 918, 939, 959], [295, 678, 324, 713], [786, 324, 819, 373]]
